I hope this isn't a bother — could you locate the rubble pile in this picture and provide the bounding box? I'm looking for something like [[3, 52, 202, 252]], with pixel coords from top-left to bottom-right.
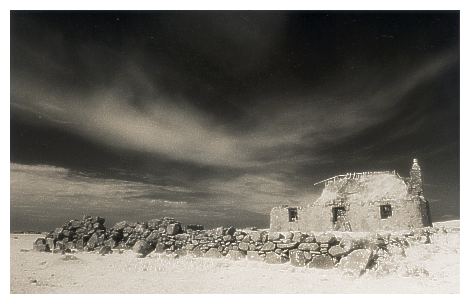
[[32, 215, 443, 275]]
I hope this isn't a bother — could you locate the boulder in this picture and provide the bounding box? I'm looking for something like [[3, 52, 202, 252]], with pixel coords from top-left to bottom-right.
[[166, 223, 181, 235], [304, 251, 312, 261], [316, 233, 337, 244], [33, 238, 50, 252], [191, 248, 205, 257], [249, 231, 262, 242], [53, 228, 64, 240], [292, 232, 306, 243], [328, 245, 350, 257], [226, 250, 245, 260], [70, 220, 82, 229], [339, 234, 360, 252], [204, 248, 223, 258], [282, 231, 293, 240], [307, 255, 335, 269], [265, 252, 288, 264], [238, 242, 250, 252], [260, 241, 276, 252], [104, 238, 116, 248], [289, 249, 307, 267], [132, 240, 154, 257], [337, 249, 373, 277], [298, 243, 320, 251], [304, 236, 316, 243], [86, 233, 99, 250], [99, 245, 112, 255], [145, 230, 161, 244], [268, 232, 282, 241], [225, 226, 236, 236]]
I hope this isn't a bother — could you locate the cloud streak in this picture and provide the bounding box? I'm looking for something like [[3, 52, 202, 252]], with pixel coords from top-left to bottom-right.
[[11, 49, 457, 170]]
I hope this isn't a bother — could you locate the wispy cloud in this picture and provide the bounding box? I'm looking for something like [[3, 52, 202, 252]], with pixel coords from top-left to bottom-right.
[[11, 49, 457, 170]]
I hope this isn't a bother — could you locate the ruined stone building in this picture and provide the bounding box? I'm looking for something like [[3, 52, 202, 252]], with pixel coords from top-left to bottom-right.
[[270, 159, 432, 232]]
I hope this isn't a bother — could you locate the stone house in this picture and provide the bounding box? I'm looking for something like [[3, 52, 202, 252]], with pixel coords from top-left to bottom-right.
[[270, 159, 432, 232]]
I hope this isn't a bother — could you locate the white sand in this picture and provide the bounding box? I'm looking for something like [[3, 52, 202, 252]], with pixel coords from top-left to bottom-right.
[[10, 221, 459, 293]]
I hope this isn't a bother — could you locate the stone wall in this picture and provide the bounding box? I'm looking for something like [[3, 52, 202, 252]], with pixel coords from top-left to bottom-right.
[[32, 215, 443, 276]]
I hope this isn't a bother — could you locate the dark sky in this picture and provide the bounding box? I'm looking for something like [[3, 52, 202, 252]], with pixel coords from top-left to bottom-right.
[[10, 11, 460, 231]]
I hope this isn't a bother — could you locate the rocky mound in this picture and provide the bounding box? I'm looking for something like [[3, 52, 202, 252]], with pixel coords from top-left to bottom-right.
[[32, 215, 447, 276]]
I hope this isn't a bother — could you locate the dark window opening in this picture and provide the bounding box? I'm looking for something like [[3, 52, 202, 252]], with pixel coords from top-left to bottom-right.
[[332, 207, 346, 223], [380, 204, 392, 219], [288, 208, 298, 222]]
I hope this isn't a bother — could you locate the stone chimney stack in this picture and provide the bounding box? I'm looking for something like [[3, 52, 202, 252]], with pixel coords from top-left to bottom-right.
[[409, 158, 423, 196]]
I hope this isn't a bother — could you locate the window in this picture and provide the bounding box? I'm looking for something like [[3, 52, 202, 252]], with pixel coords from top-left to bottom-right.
[[380, 204, 392, 219], [332, 207, 346, 223], [288, 208, 298, 222]]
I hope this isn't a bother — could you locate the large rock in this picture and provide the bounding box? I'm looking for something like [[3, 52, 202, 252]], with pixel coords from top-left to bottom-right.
[[316, 233, 337, 244], [145, 230, 161, 244], [238, 242, 250, 252], [260, 241, 276, 252], [86, 233, 100, 250], [249, 231, 262, 242], [289, 249, 307, 267], [268, 232, 283, 241], [166, 223, 181, 235], [328, 245, 350, 257], [99, 245, 112, 255], [298, 243, 320, 251], [307, 255, 335, 269], [132, 240, 154, 257], [33, 238, 50, 252], [225, 226, 236, 236], [204, 248, 223, 258], [339, 234, 360, 252], [337, 249, 373, 276], [265, 252, 288, 264], [226, 250, 245, 260], [70, 220, 82, 229]]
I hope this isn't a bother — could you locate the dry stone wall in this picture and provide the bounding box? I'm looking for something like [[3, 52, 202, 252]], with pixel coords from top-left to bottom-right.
[[32, 215, 445, 276]]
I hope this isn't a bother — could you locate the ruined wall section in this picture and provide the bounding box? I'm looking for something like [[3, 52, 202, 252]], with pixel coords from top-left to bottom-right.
[[310, 173, 428, 231], [270, 172, 431, 232]]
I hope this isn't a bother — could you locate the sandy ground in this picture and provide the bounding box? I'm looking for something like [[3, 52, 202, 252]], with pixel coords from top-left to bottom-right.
[[10, 220, 459, 293]]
